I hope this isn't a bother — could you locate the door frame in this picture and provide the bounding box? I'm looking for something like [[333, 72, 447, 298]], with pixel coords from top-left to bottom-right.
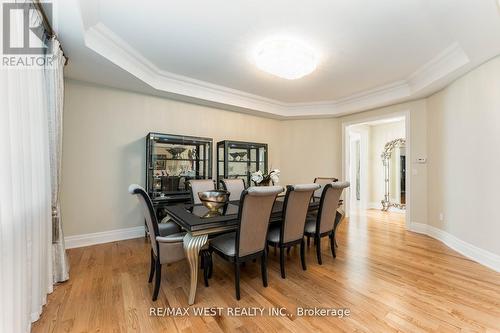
[[341, 110, 411, 230]]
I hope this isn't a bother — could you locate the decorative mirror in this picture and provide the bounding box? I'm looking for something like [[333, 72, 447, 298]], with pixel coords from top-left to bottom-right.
[[381, 138, 406, 211]]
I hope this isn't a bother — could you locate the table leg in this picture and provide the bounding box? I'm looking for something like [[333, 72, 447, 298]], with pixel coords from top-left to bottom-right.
[[183, 233, 208, 305]]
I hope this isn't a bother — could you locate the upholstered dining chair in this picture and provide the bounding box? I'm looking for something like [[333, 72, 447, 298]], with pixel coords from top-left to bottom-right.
[[188, 179, 216, 204], [129, 184, 186, 301], [220, 178, 246, 201], [206, 186, 283, 300], [304, 182, 350, 265], [267, 183, 320, 278], [313, 177, 339, 201]]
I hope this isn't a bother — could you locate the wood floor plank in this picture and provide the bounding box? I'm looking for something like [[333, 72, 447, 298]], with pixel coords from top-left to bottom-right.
[[32, 210, 500, 333]]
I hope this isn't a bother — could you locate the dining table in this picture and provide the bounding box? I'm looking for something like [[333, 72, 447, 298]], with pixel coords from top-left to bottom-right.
[[165, 196, 343, 305]]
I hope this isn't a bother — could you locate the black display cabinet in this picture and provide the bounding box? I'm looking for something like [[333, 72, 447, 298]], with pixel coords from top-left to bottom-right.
[[146, 132, 212, 220], [217, 140, 268, 187]]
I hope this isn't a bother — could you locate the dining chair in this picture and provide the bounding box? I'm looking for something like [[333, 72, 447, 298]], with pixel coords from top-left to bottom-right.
[[129, 184, 186, 301], [313, 177, 339, 201], [304, 181, 350, 265], [267, 183, 320, 278], [187, 179, 216, 204], [206, 185, 284, 300], [220, 178, 246, 201]]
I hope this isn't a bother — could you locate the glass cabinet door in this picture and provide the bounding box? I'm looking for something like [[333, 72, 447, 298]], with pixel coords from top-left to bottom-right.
[[147, 133, 212, 200], [217, 141, 268, 187]]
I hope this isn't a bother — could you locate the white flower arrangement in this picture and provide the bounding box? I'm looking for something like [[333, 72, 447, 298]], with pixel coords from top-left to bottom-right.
[[251, 169, 280, 185]]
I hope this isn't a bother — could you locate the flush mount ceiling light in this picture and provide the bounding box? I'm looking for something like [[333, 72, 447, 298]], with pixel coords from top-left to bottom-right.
[[254, 37, 318, 80]]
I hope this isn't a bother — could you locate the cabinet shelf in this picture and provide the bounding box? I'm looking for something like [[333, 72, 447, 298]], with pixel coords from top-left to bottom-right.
[[155, 158, 208, 162]]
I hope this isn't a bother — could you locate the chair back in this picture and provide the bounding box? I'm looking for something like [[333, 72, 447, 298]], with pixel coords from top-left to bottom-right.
[[316, 182, 350, 234], [129, 184, 159, 254], [221, 178, 245, 201], [281, 184, 320, 243], [313, 177, 339, 199], [237, 186, 283, 257], [188, 179, 216, 204]]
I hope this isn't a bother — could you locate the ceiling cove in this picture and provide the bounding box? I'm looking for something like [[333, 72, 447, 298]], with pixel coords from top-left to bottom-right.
[[75, 1, 479, 118]]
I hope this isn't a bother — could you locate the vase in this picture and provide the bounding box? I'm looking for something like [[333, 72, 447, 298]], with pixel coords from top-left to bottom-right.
[[257, 179, 271, 186]]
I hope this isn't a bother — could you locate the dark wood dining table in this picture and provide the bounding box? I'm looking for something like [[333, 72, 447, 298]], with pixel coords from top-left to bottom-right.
[[165, 197, 342, 305]]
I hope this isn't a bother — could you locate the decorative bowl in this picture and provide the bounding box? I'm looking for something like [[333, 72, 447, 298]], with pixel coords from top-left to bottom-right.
[[237, 152, 247, 160], [229, 152, 240, 161], [167, 147, 186, 159], [198, 190, 230, 213]]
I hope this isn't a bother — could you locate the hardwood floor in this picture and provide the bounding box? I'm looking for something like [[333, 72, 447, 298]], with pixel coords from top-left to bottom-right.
[[32, 210, 500, 332]]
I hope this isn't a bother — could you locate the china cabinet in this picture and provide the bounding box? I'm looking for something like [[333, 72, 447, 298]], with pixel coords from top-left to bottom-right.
[[146, 132, 212, 219], [216, 140, 268, 187]]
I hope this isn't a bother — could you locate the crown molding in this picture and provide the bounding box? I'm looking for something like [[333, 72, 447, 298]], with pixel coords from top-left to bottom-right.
[[81, 20, 470, 118]]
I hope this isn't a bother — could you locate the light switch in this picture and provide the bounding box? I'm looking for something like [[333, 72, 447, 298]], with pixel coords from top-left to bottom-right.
[[416, 158, 427, 164]]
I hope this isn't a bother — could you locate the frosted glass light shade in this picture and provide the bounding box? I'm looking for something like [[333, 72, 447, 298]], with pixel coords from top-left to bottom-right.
[[254, 38, 318, 80]]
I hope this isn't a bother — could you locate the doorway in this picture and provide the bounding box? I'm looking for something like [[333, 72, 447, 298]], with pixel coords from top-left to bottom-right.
[[343, 113, 410, 228]]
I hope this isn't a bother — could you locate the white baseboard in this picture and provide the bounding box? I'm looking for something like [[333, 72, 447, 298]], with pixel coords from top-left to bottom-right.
[[65, 226, 145, 249], [409, 222, 500, 273]]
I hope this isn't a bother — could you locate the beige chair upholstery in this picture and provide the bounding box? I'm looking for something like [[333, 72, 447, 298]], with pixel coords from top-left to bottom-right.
[[221, 178, 245, 201], [128, 184, 186, 301], [304, 181, 350, 264], [208, 185, 283, 300], [281, 184, 321, 243], [211, 186, 283, 258], [267, 183, 320, 278], [188, 179, 216, 204], [313, 177, 339, 199]]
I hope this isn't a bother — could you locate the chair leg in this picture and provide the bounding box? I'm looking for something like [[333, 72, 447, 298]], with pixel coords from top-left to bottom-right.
[[152, 258, 162, 301], [148, 250, 155, 283], [330, 233, 336, 258], [234, 262, 241, 300], [202, 252, 210, 287], [300, 239, 307, 271], [287, 246, 291, 255], [208, 252, 213, 278], [315, 236, 322, 265], [307, 236, 310, 247], [261, 251, 268, 287], [279, 247, 286, 279]]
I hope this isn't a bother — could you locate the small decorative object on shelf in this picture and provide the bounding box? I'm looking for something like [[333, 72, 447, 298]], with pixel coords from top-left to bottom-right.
[[167, 147, 186, 159], [251, 169, 280, 186], [229, 152, 240, 161]]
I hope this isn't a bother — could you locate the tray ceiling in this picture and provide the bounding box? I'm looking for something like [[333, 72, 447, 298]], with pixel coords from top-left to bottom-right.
[[57, 0, 500, 118]]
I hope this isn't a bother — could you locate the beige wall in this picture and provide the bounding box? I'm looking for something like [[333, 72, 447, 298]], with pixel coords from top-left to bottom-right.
[[62, 81, 281, 236], [369, 121, 405, 205], [277, 118, 342, 186], [61, 81, 343, 236], [427, 56, 500, 256]]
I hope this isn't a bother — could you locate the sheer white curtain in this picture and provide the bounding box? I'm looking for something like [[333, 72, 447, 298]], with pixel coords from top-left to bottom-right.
[[0, 4, 68, 333], [47, 39, 69, 283]]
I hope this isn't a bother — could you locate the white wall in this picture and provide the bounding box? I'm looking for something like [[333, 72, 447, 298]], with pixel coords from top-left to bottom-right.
[[427, 56, 500, 256]]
